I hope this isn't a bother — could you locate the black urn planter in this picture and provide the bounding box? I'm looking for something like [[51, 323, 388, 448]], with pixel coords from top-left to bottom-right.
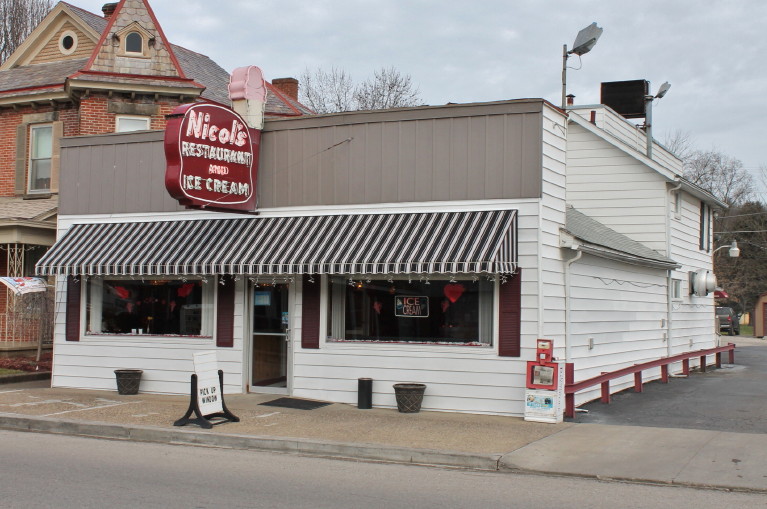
[[393, 383, 426, 413], [115, 369, 143, 395]]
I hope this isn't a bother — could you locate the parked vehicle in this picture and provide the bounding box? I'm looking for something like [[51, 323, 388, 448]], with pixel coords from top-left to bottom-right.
[[716, 306, 740, 335]]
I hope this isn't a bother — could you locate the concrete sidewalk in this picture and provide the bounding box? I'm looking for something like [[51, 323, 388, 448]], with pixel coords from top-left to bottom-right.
[[0, 381, 765, 493]]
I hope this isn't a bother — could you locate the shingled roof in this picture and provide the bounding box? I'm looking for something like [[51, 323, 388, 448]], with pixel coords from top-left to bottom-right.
[[564, 206, 679, 269], [0, 1, 309, 116]]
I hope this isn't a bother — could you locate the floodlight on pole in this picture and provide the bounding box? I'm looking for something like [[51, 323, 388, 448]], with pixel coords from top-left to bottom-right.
[[562, 22, 603, 109], [645, 81, 671, 158], [713, 240, 740, 258]]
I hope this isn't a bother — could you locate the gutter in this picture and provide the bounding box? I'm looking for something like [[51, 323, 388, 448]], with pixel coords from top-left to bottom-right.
[[564, 249, 582, 362]]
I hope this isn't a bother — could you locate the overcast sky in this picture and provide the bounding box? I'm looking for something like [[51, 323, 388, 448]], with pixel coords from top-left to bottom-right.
[[78, 0, 764, 183]]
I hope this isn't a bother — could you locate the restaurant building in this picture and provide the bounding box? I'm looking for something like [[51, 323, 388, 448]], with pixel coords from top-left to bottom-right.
[[37, 96, 724, 416]]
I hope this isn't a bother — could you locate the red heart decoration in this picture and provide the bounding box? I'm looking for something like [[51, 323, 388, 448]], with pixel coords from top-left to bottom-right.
[[443, 283, 465, 303]]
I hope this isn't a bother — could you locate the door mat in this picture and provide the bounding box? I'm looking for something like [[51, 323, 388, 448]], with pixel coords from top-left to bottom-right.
[[259, 397, 332, 410]]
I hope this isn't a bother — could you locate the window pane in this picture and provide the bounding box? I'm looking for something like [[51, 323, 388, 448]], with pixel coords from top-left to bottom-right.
[[30, 159, 51, 191], [87, 279, 210, 336], [31, 126, 52, 159], [117, 117, 150, 132], [126, 32, 142, 53], [329, 278, 492, 345]]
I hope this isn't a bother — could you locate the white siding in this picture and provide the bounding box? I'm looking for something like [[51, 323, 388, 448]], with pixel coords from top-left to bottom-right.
[[566, 122, 669, 253], [289, 108, 569, 417], [567, 255, 670, 405], [569, 106, 683, 173], [51, 277, 246, 394], [289, 200, 542, 416], [668, 191, 717, 355]]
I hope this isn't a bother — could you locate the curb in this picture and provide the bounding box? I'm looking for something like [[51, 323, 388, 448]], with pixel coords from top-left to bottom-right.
[[0, 413, 501, 471], [497, 464, 767, 495], [0, 372, 51, 385]]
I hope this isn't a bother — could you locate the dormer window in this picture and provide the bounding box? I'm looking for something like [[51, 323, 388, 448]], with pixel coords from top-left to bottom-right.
[[125, 32, 142, 54], [115, 23, 152, 58]]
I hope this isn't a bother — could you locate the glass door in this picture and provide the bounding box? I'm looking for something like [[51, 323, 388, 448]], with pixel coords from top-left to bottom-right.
[[250, 283, 290, 390]]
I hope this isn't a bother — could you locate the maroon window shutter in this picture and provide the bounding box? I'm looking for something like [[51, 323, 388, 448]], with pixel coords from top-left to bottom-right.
[[498, 270, 521, 357], [301, 274, 320, 349], [216, 276, 235, 347], [65, 276, 81, 342]]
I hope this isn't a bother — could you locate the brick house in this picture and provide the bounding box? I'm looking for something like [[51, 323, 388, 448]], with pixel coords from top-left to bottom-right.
[[0, 0, 309, 345]]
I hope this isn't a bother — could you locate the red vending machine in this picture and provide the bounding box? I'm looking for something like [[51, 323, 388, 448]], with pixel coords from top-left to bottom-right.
[[524, 339, 565, 423]]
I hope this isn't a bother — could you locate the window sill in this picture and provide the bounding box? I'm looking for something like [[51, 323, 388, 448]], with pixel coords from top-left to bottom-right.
[[84, 333, 213, 341], [324, 338, 495, 355], [327, 338, 490, 347]]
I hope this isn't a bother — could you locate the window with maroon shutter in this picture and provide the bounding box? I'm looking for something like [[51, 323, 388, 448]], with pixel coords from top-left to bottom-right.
[[216, 276, 235, 347], [83, 278, 213, 337], [498, 270, 521, 357], [65, 276, 81, 341], [301, 275, 321, 349]]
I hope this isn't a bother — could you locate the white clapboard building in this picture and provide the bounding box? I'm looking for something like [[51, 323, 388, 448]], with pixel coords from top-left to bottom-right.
[[37, 98, 725, 416]]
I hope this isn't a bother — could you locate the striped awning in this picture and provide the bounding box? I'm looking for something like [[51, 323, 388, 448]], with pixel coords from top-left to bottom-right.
[[36, 210, 517, 277]]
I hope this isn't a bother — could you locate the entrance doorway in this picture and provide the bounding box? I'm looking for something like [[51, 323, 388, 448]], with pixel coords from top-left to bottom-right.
[[250, 282, 290, 391]]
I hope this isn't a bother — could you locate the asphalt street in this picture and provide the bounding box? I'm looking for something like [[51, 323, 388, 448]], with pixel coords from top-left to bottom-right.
[[2, 430, 765, 509], [575, 340, 767, 433]]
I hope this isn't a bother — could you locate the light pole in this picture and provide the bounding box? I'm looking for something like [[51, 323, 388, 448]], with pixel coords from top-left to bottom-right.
[[644, 81, 671, 159], [561, 22, 603, 110]]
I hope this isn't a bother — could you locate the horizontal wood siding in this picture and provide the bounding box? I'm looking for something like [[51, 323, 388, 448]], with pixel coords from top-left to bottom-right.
[[51, 276, 246, 394], [568, 254, 670, 405], [30, 22, 95, 65], [566, 123, 668, 253], [540, 107, 568, 345], [569, 107, 683, 173], [668, 191, 716, 355]]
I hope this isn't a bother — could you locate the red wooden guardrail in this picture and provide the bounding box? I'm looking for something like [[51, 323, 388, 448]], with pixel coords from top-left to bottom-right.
[[564, 343, 736, 418]]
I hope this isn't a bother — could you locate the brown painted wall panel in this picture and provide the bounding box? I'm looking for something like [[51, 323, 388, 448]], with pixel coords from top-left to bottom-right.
[[59, 101, 546, 215]]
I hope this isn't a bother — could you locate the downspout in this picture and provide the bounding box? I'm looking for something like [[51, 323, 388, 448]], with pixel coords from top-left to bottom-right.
[[564, 249, 583, 362], [666, 181, 683, 357]]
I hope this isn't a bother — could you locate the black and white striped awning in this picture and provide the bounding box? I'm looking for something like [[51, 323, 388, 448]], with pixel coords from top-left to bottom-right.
[[36, 210, 517, 277]]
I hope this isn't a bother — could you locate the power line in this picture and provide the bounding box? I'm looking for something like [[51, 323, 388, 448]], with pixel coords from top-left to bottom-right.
[[716, 211, 767, 219]]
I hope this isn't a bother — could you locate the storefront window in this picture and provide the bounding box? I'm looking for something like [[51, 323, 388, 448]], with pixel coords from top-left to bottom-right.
[[86, 278, 213, 336], [327, 277, 493, 345]]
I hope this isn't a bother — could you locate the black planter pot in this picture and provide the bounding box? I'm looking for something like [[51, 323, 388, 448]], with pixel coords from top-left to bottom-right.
[[115, 369, 143, 395], [393, 383, 426, 413]]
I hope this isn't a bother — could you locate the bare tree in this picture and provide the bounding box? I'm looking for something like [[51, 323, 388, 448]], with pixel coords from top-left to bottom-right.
[[662, 129, 694, 163], [300, 65, 422, 114], [684, 149, 754, 207], [299, 66, 355, 114], [353, 67, 421, 111], [0, 0, 52, 64]]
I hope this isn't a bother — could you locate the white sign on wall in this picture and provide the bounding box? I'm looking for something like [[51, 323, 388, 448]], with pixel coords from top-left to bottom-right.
[[193, 351, 223, 416]]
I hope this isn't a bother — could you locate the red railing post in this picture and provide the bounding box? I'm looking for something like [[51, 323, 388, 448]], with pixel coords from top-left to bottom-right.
[[661, 364, 669, 383], [682, 358, 690, 375], [601, 380, 610, 404], [715, 352, 722, 368], [728, 343, 735, 364], [565, 363, 575, 418], [634, 371, 643, 392], [700, 355, 707, 372]]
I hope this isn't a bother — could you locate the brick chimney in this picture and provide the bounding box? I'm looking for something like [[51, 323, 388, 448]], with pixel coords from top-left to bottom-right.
[[102, 2, 118, 19], [271, 78, 299, 101]]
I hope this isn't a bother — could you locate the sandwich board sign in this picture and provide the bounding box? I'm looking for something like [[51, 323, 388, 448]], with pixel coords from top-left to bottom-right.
[[174, 351, 239, 428], [194, 351, 223, 415]]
